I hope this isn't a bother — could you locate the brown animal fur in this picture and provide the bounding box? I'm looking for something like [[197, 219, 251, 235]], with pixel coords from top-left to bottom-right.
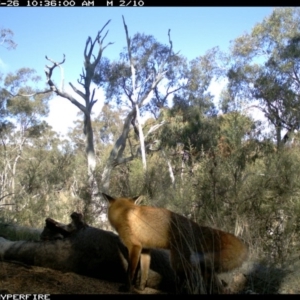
[[103, 193, 248, 294]]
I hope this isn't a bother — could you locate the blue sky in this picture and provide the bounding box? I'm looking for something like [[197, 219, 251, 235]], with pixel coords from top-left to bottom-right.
[[0, 7, 274, 135]]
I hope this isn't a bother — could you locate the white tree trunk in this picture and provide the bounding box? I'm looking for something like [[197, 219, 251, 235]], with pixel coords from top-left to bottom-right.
[[135, 104, 147, 170], [162, 149, 175, 187]]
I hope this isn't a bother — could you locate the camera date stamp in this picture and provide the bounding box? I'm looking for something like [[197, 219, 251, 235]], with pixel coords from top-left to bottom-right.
[[1, 0, 145, 6]]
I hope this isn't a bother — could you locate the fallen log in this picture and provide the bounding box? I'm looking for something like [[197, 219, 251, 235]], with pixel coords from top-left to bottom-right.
[[0, 212, 175, 293]]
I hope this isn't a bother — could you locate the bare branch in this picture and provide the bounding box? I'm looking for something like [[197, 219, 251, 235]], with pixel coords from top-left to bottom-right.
[[131, 112, 139, 138], [144, 121, 166, 139], [154, 84, 183, 108], [91, 88, 96, 103], [115, 108, 136, 160], [69, 82, 85, 99], [84, 20, 112, 70], [84, 37, 93, 62], [45, 54, 66, 91], [138, 70, 167, 107], [155, 29, 173, 77], [45, 54, 66, 72], [168, 29, 173, 54], [122, 15, 137, 105], [82, 24, 113, 116], [247, 103, 292, 130], [4, 89, 52, 98], [149, 30, 175, 105], [51, 89, 88, 111], [101, 108, 137, 191], [122, 16, 132, 62], [89, 88, 98, 112], [100, 22, 111, 44], [45, 55, 87, 114], [162, 149, 175, 186]]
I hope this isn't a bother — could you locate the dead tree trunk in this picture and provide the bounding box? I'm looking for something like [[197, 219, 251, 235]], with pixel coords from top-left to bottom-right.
[[44, 20, 112, 222]]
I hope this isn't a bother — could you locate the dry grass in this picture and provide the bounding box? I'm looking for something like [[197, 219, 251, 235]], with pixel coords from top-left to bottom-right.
[[0, 261, 164, 294]]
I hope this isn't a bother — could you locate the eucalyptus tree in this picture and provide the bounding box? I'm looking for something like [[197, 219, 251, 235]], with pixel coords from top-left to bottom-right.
[[0, 27, 17, 129], [154, 46, 226, 187], [228, 7, 300, 148], [94, 17, 186, 191], [0, 68, 51, 210]]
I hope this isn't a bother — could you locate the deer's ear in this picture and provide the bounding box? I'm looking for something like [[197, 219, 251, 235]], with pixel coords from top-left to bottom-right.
[[102, 193, 115, 203], [132, 195, 143, 205]]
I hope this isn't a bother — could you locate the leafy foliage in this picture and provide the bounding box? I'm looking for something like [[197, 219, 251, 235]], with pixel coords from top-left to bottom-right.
[[0, 27, 17, 50], [228, 7, 300, 147]]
